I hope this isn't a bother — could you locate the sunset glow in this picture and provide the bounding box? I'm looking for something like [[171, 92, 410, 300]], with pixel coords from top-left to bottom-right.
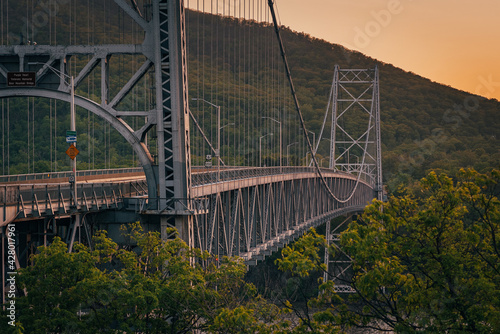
[[277, 0, 500, 100]]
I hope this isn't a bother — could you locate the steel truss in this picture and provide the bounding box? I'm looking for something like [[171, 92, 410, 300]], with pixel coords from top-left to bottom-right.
[[323, 215, 358, 293], [0, 0, 191, 216], [191, 173, 374, 265], [325, 66, 383, 201]]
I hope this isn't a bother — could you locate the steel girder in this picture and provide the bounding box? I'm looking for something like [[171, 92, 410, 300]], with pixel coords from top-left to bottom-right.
[[0, 0, 193, 217], [191, 174, 374, 264]]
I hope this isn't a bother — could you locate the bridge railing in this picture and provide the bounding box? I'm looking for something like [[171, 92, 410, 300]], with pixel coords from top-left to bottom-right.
[[191, 166, 356, 186], [0, 167, 145, 184], [1, 179, 148, 221]]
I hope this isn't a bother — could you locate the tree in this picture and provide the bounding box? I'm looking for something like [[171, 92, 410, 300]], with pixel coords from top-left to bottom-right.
[[1, 223, 286, 333], [340, 168, 500, 333], [274, 229, 345, 333], [275, 168, 500, 333]]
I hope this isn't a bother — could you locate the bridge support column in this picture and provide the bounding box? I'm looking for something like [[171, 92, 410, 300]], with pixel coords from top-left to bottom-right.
[[175, 216, 193, 247], [159, 215, 193, 248], [67, 214, 81, 253]]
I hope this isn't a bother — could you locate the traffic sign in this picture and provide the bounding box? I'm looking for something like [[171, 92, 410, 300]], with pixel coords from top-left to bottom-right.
[[65, 144, 79, 160], [66, 130, 77, 143]]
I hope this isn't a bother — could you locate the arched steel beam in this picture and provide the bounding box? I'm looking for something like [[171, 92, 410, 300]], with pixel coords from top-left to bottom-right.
[[0, 88, 157, 199]]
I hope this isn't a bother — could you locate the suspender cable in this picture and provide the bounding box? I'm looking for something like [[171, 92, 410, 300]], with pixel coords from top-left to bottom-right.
[[7, 99, 9, 174], [267, 0, 358, 203], [32, 97, 35, 172], [1, 100, 4, 175], [27, 97, 30, 173]]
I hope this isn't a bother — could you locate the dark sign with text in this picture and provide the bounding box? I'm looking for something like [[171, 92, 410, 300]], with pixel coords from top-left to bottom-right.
[[7, 72, 36, 87]]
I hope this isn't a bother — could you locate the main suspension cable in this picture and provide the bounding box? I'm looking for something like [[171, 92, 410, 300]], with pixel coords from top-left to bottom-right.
[[267, 0, 361, 203]]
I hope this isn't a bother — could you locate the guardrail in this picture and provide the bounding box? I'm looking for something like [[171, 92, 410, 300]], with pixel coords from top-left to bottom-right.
[[0, 167, 145, 183], [0, 166, 239, 184], [1, 179, 148, 224], [191, 166, 359, 186]]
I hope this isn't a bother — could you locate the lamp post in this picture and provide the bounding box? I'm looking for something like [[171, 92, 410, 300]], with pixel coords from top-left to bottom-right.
[[29, 62, 77, 205], [220, 122, 234, 130], [287, 142, 298, 166], [192, 98, 221, 182], [262, 117, 281, 169], [259, 133, 273, 167]]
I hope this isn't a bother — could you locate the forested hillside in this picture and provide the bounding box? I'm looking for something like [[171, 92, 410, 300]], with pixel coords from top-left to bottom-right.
[[276, 27, 500, 190], [1, 1, 498, 191]]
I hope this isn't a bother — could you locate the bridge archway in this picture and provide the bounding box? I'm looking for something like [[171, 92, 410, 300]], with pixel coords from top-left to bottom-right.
[[0, 88, 157, 197]]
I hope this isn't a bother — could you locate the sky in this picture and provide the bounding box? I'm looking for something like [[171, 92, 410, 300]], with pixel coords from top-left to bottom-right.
[[275, 0, 500, 101]]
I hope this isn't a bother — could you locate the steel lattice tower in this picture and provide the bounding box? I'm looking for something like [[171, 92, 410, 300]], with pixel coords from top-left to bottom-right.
[[328, 65, 383, 201], [323, 65, 383, 293]]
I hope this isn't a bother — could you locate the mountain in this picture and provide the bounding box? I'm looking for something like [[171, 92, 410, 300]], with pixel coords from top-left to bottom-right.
[[1, 2, 498, 191], [278, 26, 500, 189]]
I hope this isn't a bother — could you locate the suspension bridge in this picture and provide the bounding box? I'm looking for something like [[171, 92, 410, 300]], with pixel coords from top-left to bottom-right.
[[0, 0, 382, 298]]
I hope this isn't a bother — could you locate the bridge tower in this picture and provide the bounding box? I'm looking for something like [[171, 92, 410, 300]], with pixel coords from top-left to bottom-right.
[[0, 0, 193, 243], [327, 65, 383, 201], [321, 65, 383, 293]]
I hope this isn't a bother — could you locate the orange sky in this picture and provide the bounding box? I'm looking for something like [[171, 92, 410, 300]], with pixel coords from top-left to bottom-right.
[[276, 0, 500, 101]]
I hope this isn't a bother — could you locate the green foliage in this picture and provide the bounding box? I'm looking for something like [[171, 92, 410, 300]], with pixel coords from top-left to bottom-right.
[[341, 168, 500, 333], [0, 223, 287, 334], [276, 228, 327, 278], [271, 168, 500, 333], [274, 228, 344, 333]]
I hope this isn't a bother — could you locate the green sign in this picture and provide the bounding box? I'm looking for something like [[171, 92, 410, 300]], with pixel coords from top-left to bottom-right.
[[66, 130, 77, 143]]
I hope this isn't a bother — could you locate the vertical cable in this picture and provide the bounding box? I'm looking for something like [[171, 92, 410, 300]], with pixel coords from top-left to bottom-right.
[[54, 101, 57, 171], [1, 0, 3, 45], [27, 97, 30, 173], [87, 0, 91, 168], [1, 99, 4, 175], [7, 99, 9, 174], [32, 97, 35, 172], [50, 99, 53, 171], [237, 0, 242, 166]]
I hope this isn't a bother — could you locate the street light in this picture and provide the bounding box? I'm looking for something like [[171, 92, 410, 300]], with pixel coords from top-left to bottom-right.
[[262, 117, 281, 169], [192, 98, 221, 182], [220, 122, 234, 130], [28, 62, 77, 205], [287, 142, 298, 166], [259, 133, 273, 167]]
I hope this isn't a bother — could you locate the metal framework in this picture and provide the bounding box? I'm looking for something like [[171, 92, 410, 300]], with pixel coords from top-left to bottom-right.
[[0, 0, 192, 241], [190, 169, 373, 264], [325, 66, 383, 201], [323, 215, 357, 293], [0, 0, 191, 209], [0, 0, 383, 268], [0, 0, 385, 306]]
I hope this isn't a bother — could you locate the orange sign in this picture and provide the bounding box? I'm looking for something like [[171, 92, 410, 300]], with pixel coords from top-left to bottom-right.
[[65, 144, 79, 160]]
